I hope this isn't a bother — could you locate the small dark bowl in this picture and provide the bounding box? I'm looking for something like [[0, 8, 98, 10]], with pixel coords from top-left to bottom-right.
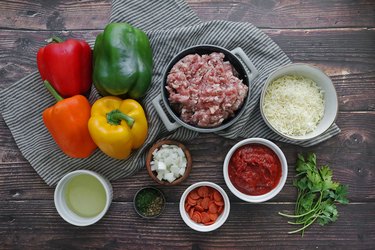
[[133, 187, 166, 219], [146, 140, 192, 186], [160, 44, 255, 133]]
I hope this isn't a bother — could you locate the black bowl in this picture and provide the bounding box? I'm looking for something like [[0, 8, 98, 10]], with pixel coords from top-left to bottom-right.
[[160, 44, 254, 133]]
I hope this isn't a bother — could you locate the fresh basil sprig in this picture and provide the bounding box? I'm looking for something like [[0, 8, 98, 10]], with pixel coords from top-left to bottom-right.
[[279, 153, 349, 236]]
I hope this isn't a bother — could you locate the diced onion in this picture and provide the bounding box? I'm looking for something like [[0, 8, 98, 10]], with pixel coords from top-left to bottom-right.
[[151, 144, 187, 183]]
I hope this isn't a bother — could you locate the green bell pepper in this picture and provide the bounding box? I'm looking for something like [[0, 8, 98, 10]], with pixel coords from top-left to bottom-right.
[[93, 23, 153, 99]]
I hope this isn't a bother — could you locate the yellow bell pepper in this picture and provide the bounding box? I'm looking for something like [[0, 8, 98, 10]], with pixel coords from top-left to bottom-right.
[[88, 96, 148, 159]]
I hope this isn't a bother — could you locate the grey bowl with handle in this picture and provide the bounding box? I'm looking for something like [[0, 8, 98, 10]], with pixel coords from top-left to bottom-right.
[[152, 44, 259, 133]]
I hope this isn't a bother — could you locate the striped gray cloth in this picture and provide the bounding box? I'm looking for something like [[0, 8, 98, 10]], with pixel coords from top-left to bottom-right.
[[0, 0, 340, 186]]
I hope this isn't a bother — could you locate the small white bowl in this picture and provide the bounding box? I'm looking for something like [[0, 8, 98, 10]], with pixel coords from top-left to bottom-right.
[[179, 182, 230, 232], [223, 138, 288, 203], [260, 63, 338, 141], [54, 170, 113, 226]]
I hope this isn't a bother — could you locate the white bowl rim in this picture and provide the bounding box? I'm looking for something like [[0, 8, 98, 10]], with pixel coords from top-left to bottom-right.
[[259, 63, 338, 141], [179, 181, 230, 232], [223, 138, 288, 203], [54, 170, 113, 226]]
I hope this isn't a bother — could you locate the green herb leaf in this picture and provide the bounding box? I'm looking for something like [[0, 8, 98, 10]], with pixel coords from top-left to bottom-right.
[[334, 185, 349, 204], [307, 170, 322, 192], [307, 153, 316, 166], [319, 165, 339, 191], [279, 153, 348, 235], [317, 202, 338, 226]]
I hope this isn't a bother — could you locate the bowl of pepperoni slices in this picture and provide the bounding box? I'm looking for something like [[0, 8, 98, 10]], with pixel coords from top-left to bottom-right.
[[179, 181, 230, 232]]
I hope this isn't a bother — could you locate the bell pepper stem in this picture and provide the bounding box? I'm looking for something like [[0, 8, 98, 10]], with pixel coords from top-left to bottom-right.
[[46, 36, 64, 43], [44, 80, 64, 102], [107, 110, 134, 127]]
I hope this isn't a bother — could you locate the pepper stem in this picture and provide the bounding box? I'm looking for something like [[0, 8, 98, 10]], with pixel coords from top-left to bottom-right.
[[46, 36, 64, 43], [44, 80, 64, 102], [107, 109, 134, 127]]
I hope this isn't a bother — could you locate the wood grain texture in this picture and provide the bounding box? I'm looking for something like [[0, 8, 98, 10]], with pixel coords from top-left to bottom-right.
[[1, 0, 374, 30], [191, 0, 375, 29], [0, 201, 373, 249], [0, 29, 374, 110], [0, 0, 111, 30], [1, 111, 374, 202], [2, 109, 373, 164], [0, 0, 374, 248]]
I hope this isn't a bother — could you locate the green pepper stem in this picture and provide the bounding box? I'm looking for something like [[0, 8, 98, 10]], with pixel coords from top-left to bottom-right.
[[46, 36, 64, 43], [44, 80, 63, 102], [107, 109, 134, 127]]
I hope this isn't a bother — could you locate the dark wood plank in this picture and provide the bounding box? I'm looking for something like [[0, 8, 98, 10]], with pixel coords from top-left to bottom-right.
[[1, 0, 375, 30], [1, 111, 373, 202], [0, 1, 374, 248], [266, 28, 375, 77], [0, 0, 111, 30], [0, 29, 374, 111], [192, 0, 375, 29], [0, 201, 373, 249]]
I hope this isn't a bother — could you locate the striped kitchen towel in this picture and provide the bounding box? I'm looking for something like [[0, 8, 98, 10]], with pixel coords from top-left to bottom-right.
[[0, 0, 340, 186]]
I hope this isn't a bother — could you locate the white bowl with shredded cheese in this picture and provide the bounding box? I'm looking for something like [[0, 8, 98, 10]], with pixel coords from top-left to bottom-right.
[[260, 63, 338, 141]]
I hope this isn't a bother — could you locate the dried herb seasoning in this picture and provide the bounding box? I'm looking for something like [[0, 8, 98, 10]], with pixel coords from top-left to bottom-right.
[[134, 187, 165, 218]]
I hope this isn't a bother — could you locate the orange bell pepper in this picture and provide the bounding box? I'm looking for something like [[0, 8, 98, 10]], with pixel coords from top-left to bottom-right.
[[42, 81, 97, 158]]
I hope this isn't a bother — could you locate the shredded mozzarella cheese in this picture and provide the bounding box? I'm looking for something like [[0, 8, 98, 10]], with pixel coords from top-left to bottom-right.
[[150, 144, 187, 183], [263, 75, 324, 136]]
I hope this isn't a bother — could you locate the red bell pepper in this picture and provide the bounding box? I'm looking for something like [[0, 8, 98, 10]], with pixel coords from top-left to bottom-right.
[[37, 37, 92, 98]]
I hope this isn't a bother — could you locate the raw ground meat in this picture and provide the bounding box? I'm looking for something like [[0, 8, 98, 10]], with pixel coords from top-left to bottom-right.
[[166, 52, 248, 127]]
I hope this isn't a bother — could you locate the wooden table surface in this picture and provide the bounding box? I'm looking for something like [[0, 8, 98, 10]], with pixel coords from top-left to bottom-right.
[[1, 0, 374, 249]]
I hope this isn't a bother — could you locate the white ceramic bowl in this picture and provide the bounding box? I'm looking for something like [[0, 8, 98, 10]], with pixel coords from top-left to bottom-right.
[[223, 138, 288, 203], [54, 170, 113, 226], [179, 181, 230, 232], [260, 63, 338, 141]]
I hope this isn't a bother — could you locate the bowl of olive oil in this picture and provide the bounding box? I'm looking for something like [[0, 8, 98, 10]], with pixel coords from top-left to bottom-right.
[[54, 170, 112, 226]]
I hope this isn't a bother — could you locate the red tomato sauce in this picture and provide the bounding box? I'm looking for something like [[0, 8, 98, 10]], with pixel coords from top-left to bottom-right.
[[228, 144, 282, 196]]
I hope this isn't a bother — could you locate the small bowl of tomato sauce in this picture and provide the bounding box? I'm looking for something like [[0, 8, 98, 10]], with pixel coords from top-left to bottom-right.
[[223, 138, 288, 203], [179, 181, 230, 232]]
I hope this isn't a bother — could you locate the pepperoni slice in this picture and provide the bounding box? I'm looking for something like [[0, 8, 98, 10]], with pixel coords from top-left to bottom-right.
[[192, 211, 202, 223], [209, 203, 218, 214], [185, 203, 191, 212], [213, 190, 223, 202], [195, 205, 204, 212], [185, 186, 225, 226], [217, 205, 224, 215], [189, 207, 195, 218], [189, 190, 200, 200], [201, 197, 210, 210], [187, 196, 197, 206], [201, 212, 210, 223], [214, 200, 224, 207], [209, 212, 218, 221], [197, 186, 209, 197], [203, 220, 215, 226]]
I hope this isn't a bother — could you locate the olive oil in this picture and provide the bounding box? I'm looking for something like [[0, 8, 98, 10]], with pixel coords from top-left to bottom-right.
[[64, 174, 106, 218]]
